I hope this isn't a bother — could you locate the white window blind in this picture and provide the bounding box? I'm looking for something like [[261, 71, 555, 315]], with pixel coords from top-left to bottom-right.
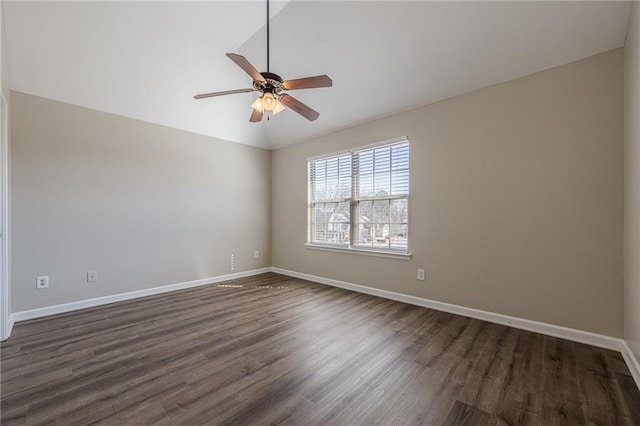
[[308, 154, 352, 246], [308, 139, 409, 253]]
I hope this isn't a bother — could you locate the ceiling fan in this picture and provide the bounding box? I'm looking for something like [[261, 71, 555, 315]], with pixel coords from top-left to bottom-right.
[[194, 0, 332, 122]]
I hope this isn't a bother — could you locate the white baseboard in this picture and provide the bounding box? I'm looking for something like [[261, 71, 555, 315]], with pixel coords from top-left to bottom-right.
[[12, 268, 271, 323], [271, 267, 623, 352], [621, 340, 640, 390]]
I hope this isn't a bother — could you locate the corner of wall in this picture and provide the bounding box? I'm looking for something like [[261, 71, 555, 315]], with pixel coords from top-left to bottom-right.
[[622, 340, 640, 392], [624, 0, 640, 366], [1, 312, 13, 341]]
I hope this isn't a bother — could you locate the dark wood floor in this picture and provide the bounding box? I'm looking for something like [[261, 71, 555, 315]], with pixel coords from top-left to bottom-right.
[[1, 272, 639, 425]]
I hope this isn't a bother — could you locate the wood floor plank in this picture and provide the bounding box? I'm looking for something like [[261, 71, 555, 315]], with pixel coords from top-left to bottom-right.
[[2, 272, 639, 425], [442, 400, 492, 426]]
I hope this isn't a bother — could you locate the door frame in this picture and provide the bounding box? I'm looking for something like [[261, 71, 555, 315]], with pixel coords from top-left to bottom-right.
[[1, 92, 10, 341]]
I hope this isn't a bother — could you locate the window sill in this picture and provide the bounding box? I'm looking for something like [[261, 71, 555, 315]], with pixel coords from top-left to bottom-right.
[[304, 244, 412, 260]]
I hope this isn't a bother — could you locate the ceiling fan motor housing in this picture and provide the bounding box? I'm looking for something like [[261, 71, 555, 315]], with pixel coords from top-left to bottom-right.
[[255, 72, 284, 94]]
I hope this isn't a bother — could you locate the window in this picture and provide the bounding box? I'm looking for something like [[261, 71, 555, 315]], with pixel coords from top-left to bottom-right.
[[308, 139, 410, 256]]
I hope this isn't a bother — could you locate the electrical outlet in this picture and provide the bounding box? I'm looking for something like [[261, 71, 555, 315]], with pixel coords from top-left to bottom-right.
[[417, 269, 426, 281], [36, 276, 49, 289], [254, 250, 260, 259], [87, 271, 98, 283]]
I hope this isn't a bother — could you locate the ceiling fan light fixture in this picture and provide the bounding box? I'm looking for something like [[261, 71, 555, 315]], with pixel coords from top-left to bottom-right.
[[251, 93, 286, 116], [262, 91, 276, 110], [251, 96, 264, 113], [273, 98, 285, 115]]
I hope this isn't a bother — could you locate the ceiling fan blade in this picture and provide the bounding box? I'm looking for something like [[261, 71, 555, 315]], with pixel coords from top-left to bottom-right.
[[226, 53, 266, 84], [249, 108, 264, 123], [279, 94, 320, 121], [194, 88, 257, 99], [281, 75, 333, 91]]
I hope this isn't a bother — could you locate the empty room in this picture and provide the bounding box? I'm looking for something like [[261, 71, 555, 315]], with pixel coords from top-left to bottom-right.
[[1, 0, 640, 424]]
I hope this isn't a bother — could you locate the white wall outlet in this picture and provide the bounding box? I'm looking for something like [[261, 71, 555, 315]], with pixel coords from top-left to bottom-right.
[[417, 269, 426, 281], [36, 275, 49, 289], [230, 254, 235, 271], [254, 250, 260, 259], [87, 271, 98, 283]]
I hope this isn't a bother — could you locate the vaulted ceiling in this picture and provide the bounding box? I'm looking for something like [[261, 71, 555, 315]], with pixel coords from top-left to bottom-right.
[[4, 1, 632, 149]]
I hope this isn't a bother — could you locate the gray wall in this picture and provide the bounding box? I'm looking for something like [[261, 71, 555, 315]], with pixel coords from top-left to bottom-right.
[[625, 2, 640, 358], [11, 91, 271, 312], [272, 49, 624, 337]]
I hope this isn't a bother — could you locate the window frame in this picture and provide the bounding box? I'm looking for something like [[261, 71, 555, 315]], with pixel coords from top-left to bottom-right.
[[306, 137, 411, 260]]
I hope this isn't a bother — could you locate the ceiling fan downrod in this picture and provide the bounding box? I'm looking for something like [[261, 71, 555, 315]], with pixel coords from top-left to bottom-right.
[[266, 0, 270, 73]]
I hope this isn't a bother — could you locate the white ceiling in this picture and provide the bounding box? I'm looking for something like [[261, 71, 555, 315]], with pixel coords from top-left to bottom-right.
[[4, 1, 632, 150]]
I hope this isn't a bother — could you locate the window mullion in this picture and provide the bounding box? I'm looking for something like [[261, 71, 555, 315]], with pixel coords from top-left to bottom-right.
[[350, 152, 358, 248], [387, 199, 391, 249], [308, 162, 313, 243]]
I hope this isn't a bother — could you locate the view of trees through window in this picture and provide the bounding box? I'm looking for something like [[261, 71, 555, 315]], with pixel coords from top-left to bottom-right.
[[308, 140, 409, 252]]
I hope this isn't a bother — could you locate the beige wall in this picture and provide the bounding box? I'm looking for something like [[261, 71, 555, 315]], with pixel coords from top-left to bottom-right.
[[273, 49, 624, 337], [625, 2, 640, 356], [11, 92, 271, 312]]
